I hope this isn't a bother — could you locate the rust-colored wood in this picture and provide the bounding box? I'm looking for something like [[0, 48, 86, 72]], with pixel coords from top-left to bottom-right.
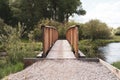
[[66, 25, 79, 58], [41, 26, 58, 57]]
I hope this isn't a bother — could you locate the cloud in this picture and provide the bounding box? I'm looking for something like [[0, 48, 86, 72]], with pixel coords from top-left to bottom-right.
[[95, 1, 120, 28], [70, 0, 120, 28]]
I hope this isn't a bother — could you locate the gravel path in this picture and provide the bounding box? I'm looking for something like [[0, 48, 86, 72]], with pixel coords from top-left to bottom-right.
[[6, 59, 119, 80]]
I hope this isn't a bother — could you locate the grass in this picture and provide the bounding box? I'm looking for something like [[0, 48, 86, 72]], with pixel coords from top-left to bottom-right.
[[112, 61, 120, 69], [0, 62, 24, 79], [0, 41, 43, 79]]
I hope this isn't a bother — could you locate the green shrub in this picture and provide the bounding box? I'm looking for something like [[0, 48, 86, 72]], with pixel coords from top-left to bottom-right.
[[38, 19, 61, 29], [115, 27, 120, 36], [0, 23, 43, 79], [82, 19, 111, 40], [38, 19, 79, 39], [28, 27, 42, 41], [79, 40, 99, 58]]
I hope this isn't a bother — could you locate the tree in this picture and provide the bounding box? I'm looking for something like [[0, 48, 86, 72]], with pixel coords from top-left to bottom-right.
[[10, 0, 49, 31], [48, 0, 86, 22], [0, 0, 12, 24], [10, 0, 85, 30]]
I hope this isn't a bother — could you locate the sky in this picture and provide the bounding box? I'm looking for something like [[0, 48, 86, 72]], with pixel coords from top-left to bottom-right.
[[70, 0, 120, 28]]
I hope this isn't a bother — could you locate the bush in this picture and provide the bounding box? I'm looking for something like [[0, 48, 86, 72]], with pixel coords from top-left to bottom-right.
[[1, 24, 36, 63], [38, 19, 79, 39], [79, 40, 106, 58], [38, 19, 61, 29], [28, 27, 42, 41], [79, 40, 99, 58], [82, 19, 111, 40], [115, 27, 120, 36], [0, 23, 42, 79]]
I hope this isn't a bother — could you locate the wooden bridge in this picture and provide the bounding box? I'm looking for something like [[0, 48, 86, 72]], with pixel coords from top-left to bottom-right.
[[6, 25, 120, 80], [40, 25, 84, 59]]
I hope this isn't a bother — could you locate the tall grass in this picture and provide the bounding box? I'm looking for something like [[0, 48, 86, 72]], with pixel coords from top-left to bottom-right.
[[0, 24, 42, 79], [0, 62, 23, 78]]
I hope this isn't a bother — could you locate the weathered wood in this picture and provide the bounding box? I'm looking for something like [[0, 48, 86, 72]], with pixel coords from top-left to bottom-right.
[[41, 25, 58, 57], [47, 40, 76, 59], [66, 25, 79, 58]]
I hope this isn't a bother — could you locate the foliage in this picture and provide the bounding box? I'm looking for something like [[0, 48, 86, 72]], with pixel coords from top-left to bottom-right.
[[79, 40, 100, 58], [112, 61, 120, 69], [112, 35, 120, 42], [82, 19, 111, 40], [0, 0, 12, 24], [38, 19, 80, 39], [0, 23, 42, 79], [79, 35, 120, 59], [114, 27, 120, 35], [8, 0, 85, 31], [0, 62, 23, 79], [48, 0, 86, 22]]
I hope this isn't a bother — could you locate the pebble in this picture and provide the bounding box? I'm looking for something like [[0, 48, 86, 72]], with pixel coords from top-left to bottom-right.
[[5, 59, 120, 80]]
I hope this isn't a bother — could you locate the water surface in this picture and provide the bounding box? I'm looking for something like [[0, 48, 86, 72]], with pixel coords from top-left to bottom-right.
[[99, 43, 120, 64]]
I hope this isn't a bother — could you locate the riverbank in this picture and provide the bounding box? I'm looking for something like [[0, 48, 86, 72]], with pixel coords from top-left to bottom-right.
[[79, 35, 120, 69]]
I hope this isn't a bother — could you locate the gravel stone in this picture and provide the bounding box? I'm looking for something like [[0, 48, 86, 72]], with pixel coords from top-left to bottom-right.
[[6, 59, 120, 80]]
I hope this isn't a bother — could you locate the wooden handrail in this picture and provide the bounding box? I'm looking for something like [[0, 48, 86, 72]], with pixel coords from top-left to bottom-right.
[[41, 25, 58, 57], [66, 25, 79, 58]]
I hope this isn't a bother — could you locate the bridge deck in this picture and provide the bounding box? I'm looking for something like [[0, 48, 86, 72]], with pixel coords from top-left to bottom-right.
[[47, 40, 75, 59]]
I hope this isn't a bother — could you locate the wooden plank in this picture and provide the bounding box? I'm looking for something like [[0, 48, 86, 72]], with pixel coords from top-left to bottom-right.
[[47, 40, 76, 59], [99, 59, 120, 79]]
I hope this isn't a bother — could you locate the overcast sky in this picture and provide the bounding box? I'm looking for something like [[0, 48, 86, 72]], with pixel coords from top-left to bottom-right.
[[70, 0, 120, 28]]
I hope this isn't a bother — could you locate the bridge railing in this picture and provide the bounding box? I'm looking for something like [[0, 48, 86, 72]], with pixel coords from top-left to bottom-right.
[[41, 25, 58, 57], [66, 25, 79, 58]]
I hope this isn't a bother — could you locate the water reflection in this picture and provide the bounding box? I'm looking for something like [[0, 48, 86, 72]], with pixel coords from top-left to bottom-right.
[[99, 43, 120, 64]]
